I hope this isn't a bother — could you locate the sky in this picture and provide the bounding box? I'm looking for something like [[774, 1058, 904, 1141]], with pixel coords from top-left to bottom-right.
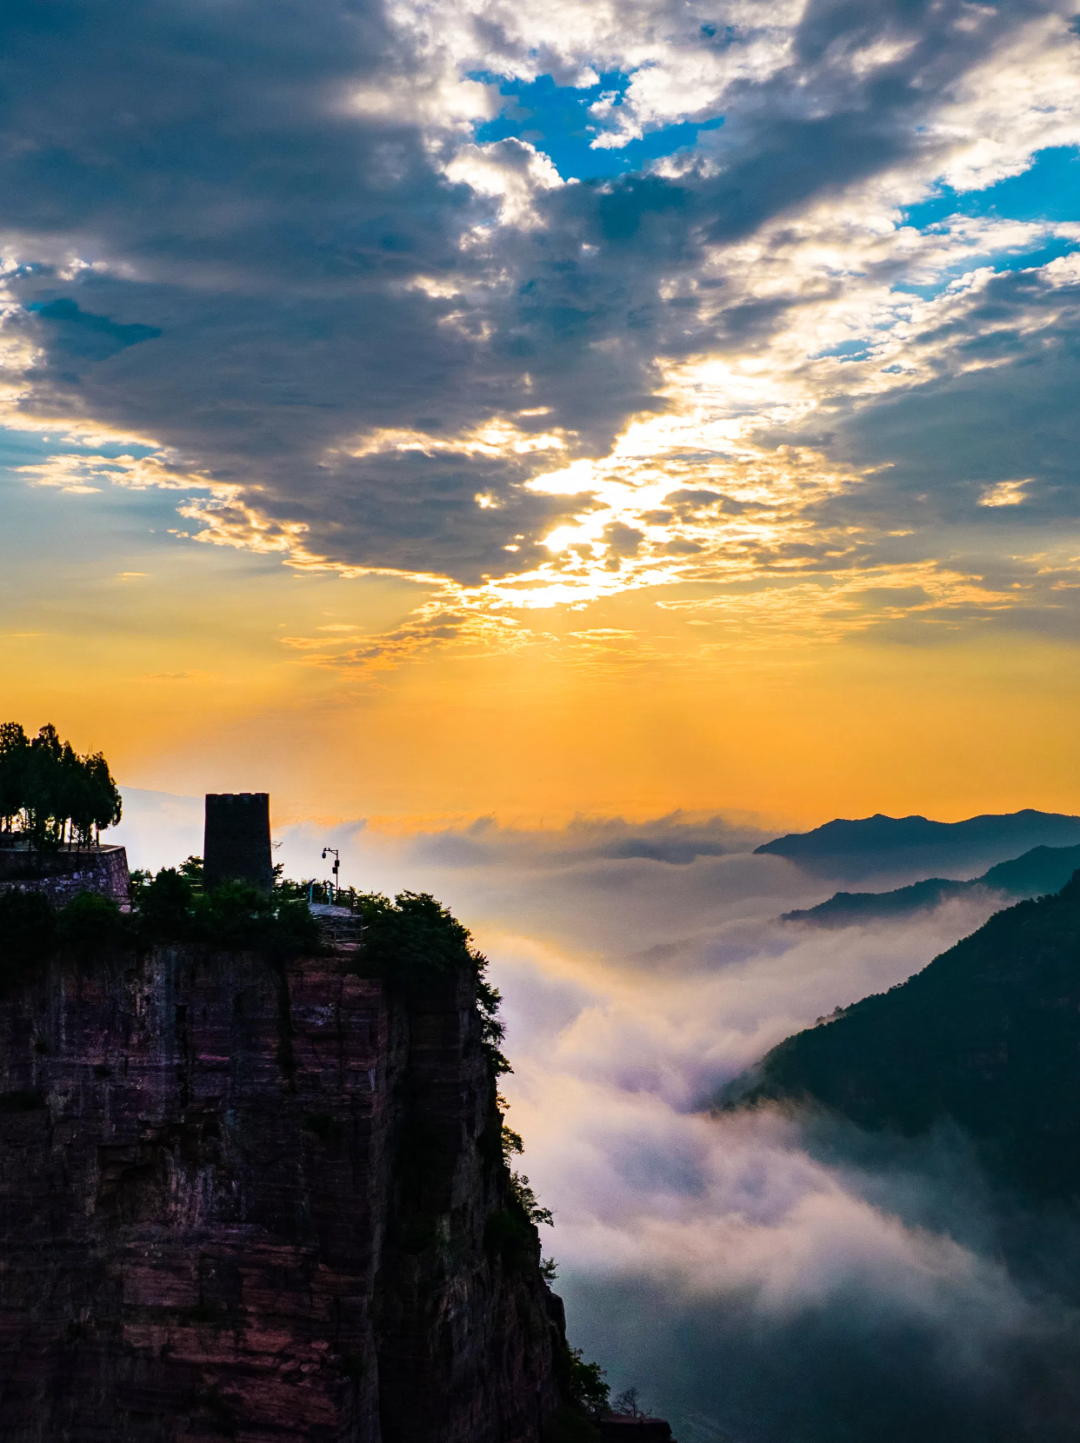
[[2, 0, 1080, 828], [6, 9, 1080, 1432]]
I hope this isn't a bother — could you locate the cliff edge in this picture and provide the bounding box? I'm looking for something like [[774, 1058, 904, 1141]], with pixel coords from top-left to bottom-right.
[[0, 929, 571, 1441]]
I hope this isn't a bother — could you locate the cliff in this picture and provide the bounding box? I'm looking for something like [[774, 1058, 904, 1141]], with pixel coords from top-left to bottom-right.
[[0, 933, 569, 1440], [724, 873, 1080, 1200]]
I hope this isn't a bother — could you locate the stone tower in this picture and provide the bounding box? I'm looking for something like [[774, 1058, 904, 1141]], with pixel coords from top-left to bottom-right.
[[203, 792, 273, 893]]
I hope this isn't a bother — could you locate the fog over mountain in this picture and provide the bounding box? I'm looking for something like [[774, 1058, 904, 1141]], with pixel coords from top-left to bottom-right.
[[731, 875, 1080, 1199], [114, 794, 1080, 1440], [782, 841, 1080, 928]]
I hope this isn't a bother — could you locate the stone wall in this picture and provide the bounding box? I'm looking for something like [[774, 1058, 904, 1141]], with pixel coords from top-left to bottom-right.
[[0, 940, 565, 1442], [0, 843, 130, 907]]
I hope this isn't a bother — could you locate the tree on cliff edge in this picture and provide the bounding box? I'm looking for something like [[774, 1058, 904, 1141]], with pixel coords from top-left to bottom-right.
[[0, 722, 122, 847]]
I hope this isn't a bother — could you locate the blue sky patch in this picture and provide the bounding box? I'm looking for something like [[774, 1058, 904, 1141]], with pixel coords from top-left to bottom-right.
[[813, 339, 877, 362], [473, 71, 723, 181], [0, 428, 164, 470], [904, 145, 1080, 229], [892, 235, 1079, 302]]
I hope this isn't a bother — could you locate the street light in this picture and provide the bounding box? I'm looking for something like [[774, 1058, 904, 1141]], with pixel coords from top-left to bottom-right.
[[321, 847, 340, 904]]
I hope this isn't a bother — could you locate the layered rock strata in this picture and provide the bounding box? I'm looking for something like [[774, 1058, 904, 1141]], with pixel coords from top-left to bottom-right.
[[0, 941, 565, 1441]]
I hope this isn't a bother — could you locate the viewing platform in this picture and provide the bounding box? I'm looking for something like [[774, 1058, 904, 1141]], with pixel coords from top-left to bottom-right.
[[0, 836, 130, 907]]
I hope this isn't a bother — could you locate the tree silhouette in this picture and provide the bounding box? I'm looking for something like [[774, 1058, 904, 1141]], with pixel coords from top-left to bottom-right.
[[0, 723, 29, 832], [0, 723, 122, 848], [612, 1387, 645, 1419]]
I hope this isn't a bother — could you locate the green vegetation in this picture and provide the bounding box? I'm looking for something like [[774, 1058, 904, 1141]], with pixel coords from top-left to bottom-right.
[[132, 868, 322, 953], [58, 891, 131, 957], [724, 873, 1080, 1199], [0, 890, 57, 981], [540, 1347, 611, 1443], [0, 722, 122, 848], [0, 868, 323, 979], [352, 889, 512, 1073], [783, 842, 1080, 928], [359, 890, 608, 1413], [559, 1346, 611, 1420], [485, 1167, 556, 1271], [509, 1171, 554, 1228]]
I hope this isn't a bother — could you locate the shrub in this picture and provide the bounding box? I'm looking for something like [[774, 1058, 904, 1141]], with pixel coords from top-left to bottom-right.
[[195, 879, 277, 950], [510, 1171, 554, 1227], [0, 868, 325, 973], [358, 890, 473, 983], [58, 891, 128, 954], [132, 871, 323, 955], [0, 889, 57, 981], [558, 1345, 610, 1421], [356, 890, 511, 1071], [136, 868, 198, 943]]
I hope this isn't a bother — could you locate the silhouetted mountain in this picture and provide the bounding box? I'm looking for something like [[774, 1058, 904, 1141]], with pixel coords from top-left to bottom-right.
[[726, 873, 1080, 1200], [782, 842, 1080, 928], [982, 843, 1080, 896], [755, 809, 1080, 882]]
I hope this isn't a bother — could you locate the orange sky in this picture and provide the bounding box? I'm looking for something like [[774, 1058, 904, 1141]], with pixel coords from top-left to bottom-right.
[[3, 484, 1078, 831], [2, 0, 1080, 837]]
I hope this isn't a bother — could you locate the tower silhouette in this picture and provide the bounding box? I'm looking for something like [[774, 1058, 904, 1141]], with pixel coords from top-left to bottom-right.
[[203, 793, 273, 893]]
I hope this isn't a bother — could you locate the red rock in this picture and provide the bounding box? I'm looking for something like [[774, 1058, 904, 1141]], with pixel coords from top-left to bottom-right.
[[0, 945, 566, 1441]]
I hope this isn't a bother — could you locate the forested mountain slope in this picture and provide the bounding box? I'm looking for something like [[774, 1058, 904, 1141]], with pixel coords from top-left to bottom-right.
[[727, 873, 1080, 1200]]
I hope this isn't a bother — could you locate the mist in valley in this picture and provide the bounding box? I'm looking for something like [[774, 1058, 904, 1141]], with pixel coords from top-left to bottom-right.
[[112, 794, 1080, 1439]]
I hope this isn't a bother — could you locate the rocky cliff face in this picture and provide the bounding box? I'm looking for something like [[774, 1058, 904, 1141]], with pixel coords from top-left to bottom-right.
[[0, 939, 566, 1441]]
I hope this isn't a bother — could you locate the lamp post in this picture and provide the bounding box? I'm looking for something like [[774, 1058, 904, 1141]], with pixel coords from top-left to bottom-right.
[[321, 847, 340, 905]]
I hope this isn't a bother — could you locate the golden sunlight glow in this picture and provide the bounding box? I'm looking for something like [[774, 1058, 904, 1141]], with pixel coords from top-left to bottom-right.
[[4, 88, 1080, 836]]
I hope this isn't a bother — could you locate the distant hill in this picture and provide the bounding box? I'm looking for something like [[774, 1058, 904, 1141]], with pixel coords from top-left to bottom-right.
[[724, 875, 1080, 1200], [755, 809, 1080, 881], [782, 843, 1080, 928], [982, 843, 1080, 896]]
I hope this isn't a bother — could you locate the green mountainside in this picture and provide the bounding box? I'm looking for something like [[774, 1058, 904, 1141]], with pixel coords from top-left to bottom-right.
[[727, 873, 1080, 1200], [782, 844, 1080, 928]]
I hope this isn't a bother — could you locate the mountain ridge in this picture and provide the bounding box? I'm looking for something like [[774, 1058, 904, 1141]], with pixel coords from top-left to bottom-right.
[[781, 842, 1080, 928], [757, 808, 1080, 858], [756, 809, 1080, 882]]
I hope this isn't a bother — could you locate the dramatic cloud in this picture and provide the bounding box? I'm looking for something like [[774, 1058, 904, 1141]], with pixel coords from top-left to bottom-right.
[[2, 0, 1078, 659]]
